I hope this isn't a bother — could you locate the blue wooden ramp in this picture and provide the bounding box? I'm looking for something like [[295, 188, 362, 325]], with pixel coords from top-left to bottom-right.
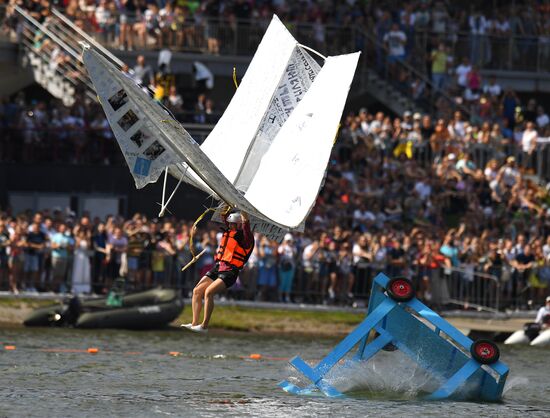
[[279, 273, 509, 401]]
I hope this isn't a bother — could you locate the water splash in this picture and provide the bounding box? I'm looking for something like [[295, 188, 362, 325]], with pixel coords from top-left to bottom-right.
[[322, 351, 441, 399], [503, 377, 530, 395]]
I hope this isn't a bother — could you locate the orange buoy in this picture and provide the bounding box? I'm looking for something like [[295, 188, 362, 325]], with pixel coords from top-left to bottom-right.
[[169, 351, 181, 357], [249, 353, 262, 360], [4, 345, 16, 350], [87, 347, 99, 354]]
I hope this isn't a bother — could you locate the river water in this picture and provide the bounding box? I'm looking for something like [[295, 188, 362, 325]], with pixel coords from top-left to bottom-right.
[[0, 327, 548, 417]]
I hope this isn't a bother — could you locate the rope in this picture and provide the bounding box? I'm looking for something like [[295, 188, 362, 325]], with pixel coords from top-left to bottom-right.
[[232, 67, 239, 89], [181, 204, 230, 272]]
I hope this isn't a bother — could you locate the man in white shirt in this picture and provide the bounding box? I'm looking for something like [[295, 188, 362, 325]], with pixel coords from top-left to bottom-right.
[[535, 296, 550, 328], [383, 23, 407, 61], [469, 12, 489, 64], [521, 121, 538, 168], [483, 76, 502, 98], [455, 57, 472, 90], [536, 106, 549, 129]]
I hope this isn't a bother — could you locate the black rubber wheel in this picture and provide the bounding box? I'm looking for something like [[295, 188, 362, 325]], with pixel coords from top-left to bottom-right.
[[386, 277, 414, 302], [470, 339, 500, 364]]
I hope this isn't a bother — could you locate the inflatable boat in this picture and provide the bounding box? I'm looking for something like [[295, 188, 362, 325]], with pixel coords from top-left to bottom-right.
[[24, 288, 183, 330], [504, 322, 550, 347]]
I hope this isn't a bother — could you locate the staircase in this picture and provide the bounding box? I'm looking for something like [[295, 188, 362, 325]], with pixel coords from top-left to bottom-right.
[[348, 26, 469, 118], [15, 5, 123, 106], [357, 63, 420, 115]]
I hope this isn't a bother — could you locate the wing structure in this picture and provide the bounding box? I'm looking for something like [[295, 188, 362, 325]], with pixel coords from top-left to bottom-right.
[[83, 15, 359, 237]]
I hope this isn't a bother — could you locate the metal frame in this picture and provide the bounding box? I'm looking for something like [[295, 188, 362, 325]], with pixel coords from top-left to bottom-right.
[[279, 273, 509, 401]]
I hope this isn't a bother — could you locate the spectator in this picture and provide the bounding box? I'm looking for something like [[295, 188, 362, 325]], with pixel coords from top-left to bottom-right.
[[50, 223, 74, 292], [383, 23, 407, 76], [72, 229, 91, 294], [520, 121, 538, 169], [132, 55, 154, 87], [455, 57, 472, 91], [430, 42, 448, 90], [278, 233, 296, 303], [106, 226, 128, 285], [23, 222, 47, 292], [536, 106, 549, 130], [257, 236, 278, 301]]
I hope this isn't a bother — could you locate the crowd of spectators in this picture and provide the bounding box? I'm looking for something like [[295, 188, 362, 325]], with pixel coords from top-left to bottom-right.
[[2, 102, 550, 310], [5, 0, 549, 63], [1, 0, 550, 312]]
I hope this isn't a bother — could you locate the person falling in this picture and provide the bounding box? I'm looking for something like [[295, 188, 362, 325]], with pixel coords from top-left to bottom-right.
[[182, 210, 254, 333]]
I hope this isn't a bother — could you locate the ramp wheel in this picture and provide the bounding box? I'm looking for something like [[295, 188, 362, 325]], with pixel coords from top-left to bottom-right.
[[470, 339, 500, 364], [386, 277, 414, 302]]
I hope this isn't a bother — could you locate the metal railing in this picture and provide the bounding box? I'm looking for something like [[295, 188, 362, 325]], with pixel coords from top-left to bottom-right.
[[3, 245, 549, 312], [410, 140, 550, 183], [443, 266, 500, 313], [407, 29, 550, 74]]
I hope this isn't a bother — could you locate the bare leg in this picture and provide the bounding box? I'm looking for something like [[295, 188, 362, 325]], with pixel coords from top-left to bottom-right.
[[202, 278, 227, 329], [192, 276, 212, 325]]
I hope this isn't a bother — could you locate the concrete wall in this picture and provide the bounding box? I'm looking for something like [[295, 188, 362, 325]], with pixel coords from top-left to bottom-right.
[[0, 163, 210, 220]]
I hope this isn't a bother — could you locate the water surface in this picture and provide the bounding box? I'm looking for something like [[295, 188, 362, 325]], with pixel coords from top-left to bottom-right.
[[0, 327, 548, 417]]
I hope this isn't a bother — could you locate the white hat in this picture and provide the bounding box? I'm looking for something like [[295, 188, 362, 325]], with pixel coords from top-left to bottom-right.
[[448, 153, 456, 160], [546, 296, 550, 303], [284, 233, 294, 241], [226, 212, 241, 223]]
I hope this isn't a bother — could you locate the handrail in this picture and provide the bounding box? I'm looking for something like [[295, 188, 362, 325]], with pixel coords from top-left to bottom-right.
[[14, 5, 81, 62], [19, 29, 94, 92], [51, 7, 125, 68]]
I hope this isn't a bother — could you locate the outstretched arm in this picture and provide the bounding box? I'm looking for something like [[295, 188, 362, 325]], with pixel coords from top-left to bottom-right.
[[241, 212, 253, 248]]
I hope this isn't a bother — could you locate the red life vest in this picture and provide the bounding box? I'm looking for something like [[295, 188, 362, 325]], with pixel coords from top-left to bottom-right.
[[215, 229, 253, 269]]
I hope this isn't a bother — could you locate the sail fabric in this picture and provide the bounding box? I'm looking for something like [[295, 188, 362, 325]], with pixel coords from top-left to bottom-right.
[[233, 46, 321, 191], [83, 52, 180, 189], [244, 52, 361, 228], [198, 15, 304, 187]]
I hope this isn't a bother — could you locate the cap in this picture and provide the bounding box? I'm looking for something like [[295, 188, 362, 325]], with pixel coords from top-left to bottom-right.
[[546, 296, 550, 303], [506, 156, 516, 163], [413, 112, 422, 120], [284, 233, 294, 241], [448, 153, 456, 160], [404, 110, 412, 117]]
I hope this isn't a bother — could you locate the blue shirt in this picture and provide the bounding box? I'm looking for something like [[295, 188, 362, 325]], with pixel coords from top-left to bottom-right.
[[51, 232, 74, 259], [440, 244, 459, 266]]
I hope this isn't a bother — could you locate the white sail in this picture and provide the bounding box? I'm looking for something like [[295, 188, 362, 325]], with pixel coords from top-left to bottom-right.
[[244, 53, 361, 228], [233, 46, 321, 191], [199, 16, 302, 186]]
